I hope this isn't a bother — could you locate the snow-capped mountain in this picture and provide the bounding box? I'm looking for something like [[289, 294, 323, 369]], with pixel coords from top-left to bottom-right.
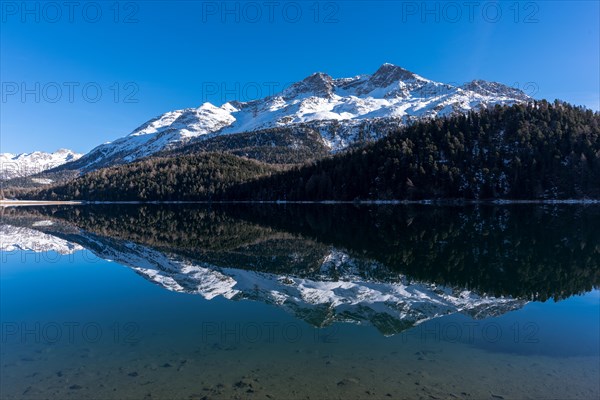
[[0, 149, 82, 180], [62, 64, 531, 171]]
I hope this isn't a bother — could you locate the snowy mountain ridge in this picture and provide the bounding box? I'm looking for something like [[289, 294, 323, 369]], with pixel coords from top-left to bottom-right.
[[0, 149, 82, 180], [63, 63, 531, 171]]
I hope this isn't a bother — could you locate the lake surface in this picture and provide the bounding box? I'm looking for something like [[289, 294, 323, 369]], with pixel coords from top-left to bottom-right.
[[1, 204, 599, 400]]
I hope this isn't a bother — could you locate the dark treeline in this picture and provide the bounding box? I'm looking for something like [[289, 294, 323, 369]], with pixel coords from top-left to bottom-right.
[[10, 100, 600, 201], [5, 203, 599, 301], [21, 153, 280, 201], [225, 101, 600, 200]]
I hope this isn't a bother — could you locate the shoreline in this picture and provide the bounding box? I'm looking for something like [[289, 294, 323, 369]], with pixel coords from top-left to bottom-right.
[[0, 200, 84, 207], [1, 199, 599, 207]]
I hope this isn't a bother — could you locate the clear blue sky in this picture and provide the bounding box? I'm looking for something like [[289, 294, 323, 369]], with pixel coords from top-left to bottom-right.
[[1, 0, 598, 154]]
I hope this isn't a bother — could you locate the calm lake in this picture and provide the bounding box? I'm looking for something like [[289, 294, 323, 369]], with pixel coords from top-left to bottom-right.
[[1, 204, 599, 400]]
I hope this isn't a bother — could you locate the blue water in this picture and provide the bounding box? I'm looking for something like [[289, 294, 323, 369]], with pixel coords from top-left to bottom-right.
[[1, 204, 599, 399]]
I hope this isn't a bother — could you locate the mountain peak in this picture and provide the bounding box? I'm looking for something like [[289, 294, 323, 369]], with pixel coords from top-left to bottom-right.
[[461, 80, 530, 101], [284, 72, 334, 98], [197, 101, 218, 110], [55, 148, 75, 154], [370, 63, 417, 86]]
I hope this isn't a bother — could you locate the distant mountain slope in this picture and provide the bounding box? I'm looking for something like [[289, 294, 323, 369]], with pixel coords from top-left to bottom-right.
[[53, 63, 530, 173], [0, 149, 82, 180]]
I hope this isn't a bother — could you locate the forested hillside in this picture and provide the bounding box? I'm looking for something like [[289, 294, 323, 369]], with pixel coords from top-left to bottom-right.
[[13, 101, 600, 202], [24, 153, 280, 201], [225, 101, 600, 201]]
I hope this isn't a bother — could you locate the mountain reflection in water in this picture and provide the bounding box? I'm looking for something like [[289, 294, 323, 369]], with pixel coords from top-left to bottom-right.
[[1, 204, 598, 336]]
